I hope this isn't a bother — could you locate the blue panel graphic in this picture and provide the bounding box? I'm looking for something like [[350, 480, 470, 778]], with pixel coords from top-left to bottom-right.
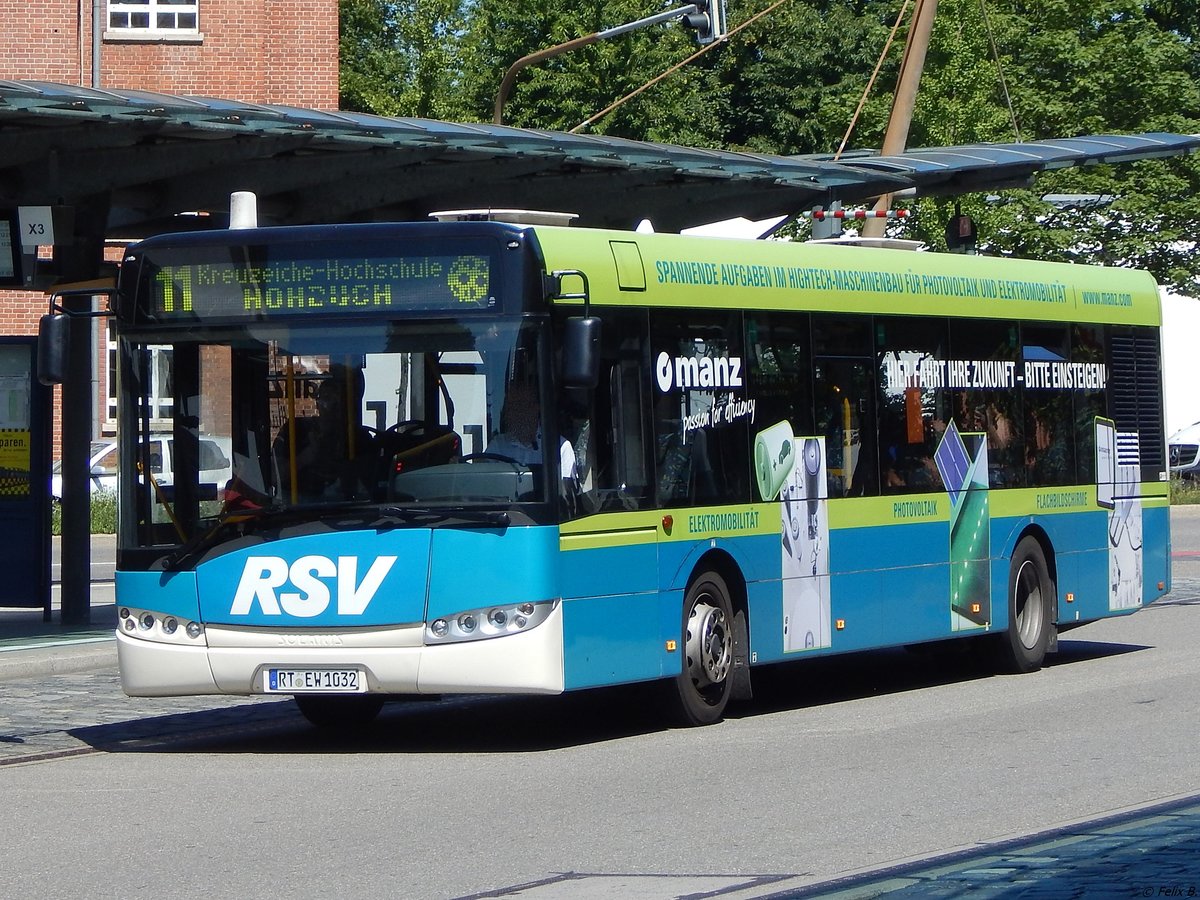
[[116, 570, 200, 620], [562, 591, 673, 689], [935, 420, 971, 506], [426, 526, 559, 617]]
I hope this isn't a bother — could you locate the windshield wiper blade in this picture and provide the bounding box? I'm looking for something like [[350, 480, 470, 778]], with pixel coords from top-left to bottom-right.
[[162, 502, 301, 571], [163, 503, 510, 570], [372, 507, 510, 528]]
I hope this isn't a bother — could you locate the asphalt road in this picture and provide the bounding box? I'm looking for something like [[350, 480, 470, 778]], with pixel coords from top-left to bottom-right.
[[50, 534, 116, 584], [3, 509, 1199, 899]]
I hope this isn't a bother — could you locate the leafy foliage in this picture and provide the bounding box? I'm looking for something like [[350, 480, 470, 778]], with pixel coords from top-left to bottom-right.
[[339, 0, 1200, 290]]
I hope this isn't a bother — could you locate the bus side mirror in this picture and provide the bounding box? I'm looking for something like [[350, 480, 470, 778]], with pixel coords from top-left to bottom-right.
[[561, 316, 601, 389], [37, 313, 69, 385]]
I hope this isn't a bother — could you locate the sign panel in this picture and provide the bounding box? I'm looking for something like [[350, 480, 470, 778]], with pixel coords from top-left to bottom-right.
[[17, 206, 54, 248], [0, 338, 51, 610], [0, 210, 22, 287], [135, 235, 500, 322]]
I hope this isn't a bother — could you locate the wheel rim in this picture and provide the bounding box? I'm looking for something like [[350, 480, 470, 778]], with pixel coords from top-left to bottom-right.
[[1013, 558, 1043, 650], [685, 593, 732, 697]]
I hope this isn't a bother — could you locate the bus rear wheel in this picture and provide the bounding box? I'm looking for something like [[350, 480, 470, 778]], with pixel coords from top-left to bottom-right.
[[994, 537, 1053, 674], [294, 694, 385, 730], [668, 571, 735, 726]]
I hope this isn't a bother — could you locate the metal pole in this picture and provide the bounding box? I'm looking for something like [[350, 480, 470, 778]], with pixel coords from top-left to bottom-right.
[[494, 34, 600, 126], [92, 0, 102, 88], [862, 0, 937, 238], [60, 293, 93, 626]]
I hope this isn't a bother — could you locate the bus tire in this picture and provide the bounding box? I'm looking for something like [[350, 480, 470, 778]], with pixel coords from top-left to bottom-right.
[[294, 694, 385, 730], [994, 537, 1054, 674], [668, 571, 735, 726]]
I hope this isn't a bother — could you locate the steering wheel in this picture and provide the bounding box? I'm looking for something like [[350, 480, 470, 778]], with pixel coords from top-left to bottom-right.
[[385, 420, 425, 435]]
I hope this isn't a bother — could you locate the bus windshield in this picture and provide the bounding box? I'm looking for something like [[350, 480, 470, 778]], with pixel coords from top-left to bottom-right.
[[120, 316, 556, 553]]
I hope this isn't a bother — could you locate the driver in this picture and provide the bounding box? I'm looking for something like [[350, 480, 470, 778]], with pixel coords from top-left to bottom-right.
[[488, 381, 577, 485], [489, 381, 541, 465]]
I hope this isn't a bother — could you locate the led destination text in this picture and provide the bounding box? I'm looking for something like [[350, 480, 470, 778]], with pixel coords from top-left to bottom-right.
[[151, 253, 492, 317]]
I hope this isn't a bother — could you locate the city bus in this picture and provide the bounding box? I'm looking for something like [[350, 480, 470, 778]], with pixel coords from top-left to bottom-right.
[[72, 216, 1169, 728]]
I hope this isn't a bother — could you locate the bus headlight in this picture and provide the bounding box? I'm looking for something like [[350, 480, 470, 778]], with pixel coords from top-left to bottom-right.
[[118, 607, 207, 647], [425, 599, 558, 644]]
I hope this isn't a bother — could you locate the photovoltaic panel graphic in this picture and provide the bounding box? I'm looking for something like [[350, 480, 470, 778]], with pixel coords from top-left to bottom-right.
[[934, 420, 971, 508], [933, 420, 992, 629]]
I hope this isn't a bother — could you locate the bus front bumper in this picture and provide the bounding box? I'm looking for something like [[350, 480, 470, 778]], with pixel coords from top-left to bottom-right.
[[116, 603, 565, 697]]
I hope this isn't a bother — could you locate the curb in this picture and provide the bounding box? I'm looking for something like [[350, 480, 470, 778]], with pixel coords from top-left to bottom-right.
[[0, 640, 117, 682]]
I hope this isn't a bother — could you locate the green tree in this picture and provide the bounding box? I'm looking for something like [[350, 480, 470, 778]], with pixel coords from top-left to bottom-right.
[[339, 0, 469, 119], [340, 0, 1200, 290], [457, 0, 726, 141], [903, 0, 1200, 293]]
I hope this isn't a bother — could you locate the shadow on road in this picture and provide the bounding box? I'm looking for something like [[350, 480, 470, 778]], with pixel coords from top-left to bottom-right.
[[63, 634, 1150, 757]]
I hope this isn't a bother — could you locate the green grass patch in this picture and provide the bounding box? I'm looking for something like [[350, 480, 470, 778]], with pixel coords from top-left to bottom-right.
[[1171, 476, 1200, 505], [50, 489, 117, 535]]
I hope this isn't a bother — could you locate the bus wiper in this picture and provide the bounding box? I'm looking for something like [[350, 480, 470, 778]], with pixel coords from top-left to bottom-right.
[[162, 505, 274, 571], [163, 501, 383, 570], [372, 507, 511, 528], [164, 503, 510, 570]]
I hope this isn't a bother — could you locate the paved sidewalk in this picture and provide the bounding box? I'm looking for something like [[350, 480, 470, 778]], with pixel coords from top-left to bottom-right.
[[0, 585, 117, 681], [770, 792, 1200, 899]]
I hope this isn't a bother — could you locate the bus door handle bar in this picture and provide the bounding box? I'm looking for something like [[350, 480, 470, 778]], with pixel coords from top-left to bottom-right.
[[550, 269, 591, 316]]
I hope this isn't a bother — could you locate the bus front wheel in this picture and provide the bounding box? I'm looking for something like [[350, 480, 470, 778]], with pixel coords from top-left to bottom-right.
[[294, 694, 385, 730], [994, 537, 1054, 674], [668, 571, 735, 726]]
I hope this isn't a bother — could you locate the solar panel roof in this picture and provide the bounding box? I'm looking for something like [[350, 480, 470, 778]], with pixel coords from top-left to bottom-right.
[[2, 79, 1198, 237]]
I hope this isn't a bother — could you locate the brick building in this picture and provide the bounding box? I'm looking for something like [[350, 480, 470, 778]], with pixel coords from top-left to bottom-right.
[[0, 0, 338, 443]]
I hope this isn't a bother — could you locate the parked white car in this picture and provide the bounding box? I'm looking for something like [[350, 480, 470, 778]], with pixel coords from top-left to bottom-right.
[[51, 435, 233, 500], [1170, 422, 1200, 479]]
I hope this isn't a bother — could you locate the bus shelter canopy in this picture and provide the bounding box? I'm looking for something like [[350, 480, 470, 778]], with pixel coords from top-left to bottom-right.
[[2, 79, 1199, 238]]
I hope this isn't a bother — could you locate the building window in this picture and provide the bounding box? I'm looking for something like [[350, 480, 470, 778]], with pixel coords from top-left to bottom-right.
[[106, 322, 174, 426], [108, 0, 199, 34]]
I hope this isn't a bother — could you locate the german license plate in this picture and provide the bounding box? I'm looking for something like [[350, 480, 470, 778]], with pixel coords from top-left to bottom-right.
[[265, 668, 363, 693]]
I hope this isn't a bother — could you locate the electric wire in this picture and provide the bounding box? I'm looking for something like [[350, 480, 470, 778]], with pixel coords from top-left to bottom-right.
[[979, 0, 1021, 142], [569, 0, 792, 134]]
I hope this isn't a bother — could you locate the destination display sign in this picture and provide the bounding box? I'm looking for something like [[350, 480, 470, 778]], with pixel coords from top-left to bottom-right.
[[136, 236, 498, 321]]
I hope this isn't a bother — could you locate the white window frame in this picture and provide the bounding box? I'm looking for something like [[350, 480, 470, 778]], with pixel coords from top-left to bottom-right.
[[107, 0, 201, 39], [105, 322, 174, 427]]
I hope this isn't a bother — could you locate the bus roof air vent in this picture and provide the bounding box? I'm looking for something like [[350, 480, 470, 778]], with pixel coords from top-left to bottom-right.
[[429, 209, 579, 227], [807, 235, 925, 251]]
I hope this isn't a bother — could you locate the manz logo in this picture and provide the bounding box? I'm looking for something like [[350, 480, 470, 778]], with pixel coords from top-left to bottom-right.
[[231, 556, 397, 617], [655, 351, 744, 392]]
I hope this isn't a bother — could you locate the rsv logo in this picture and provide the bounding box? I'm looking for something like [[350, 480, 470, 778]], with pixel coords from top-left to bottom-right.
[[231, 556, 398, 618]]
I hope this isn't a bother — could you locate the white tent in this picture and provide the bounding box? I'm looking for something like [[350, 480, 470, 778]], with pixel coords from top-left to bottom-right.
[[1163, 292, 1200, 438]]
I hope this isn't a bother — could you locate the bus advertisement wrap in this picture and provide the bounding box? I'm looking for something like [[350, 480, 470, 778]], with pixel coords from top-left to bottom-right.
[[102, 221, 1170, 730]]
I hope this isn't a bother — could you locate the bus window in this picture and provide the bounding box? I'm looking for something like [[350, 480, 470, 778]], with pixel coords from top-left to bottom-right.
[[1023, 324, 1076, 486], [812, 315, 876, 498], [814, 357, 876, 498], [650, 310, 750, 508], [949, 319, 1024, 488], [875, 316, 950, 494], [568, 310, 653, 512], [1072, 324, 1107, 483], [746, 311, 814, 448]]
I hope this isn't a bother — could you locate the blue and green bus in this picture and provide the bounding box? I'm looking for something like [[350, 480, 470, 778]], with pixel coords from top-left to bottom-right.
[[93, 218, 1169, 727]]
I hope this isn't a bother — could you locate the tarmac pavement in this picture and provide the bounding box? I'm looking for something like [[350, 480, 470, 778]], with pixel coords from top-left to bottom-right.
[[3, 517, 1200, 897]]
